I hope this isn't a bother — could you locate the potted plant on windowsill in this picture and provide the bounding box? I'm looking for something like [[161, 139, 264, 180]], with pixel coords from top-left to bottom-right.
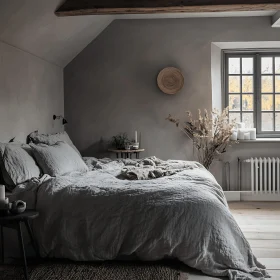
[[166, 107, 238, 170]]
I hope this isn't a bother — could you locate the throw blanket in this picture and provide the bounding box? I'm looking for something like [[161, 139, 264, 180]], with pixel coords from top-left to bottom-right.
[[11, 158, 269, 280], [119, 157, 194, 180]]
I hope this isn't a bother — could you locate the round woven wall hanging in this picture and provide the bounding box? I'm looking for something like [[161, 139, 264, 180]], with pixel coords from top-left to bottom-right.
[[157, 67, 184, 95]]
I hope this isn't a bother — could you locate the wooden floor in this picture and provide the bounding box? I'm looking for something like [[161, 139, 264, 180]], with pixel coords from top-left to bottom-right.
[[187, 202, 280, 279]]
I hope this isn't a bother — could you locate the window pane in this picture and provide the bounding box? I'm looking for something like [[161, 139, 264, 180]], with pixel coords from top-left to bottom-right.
[[262, 95, 273, 111], [242, 57, 253, 74], [276, 95, 280, 111], [228, 57, 240, 74], [242, 76, 253, 93], [276, 76, 280, 93], [242, 113, 254, 128], [229, 95, 240, 111], [261, 76, 273, 93], [262, 113, 274, 131], [229, 76, 240, 93], [261, 57, 273, 74], [229, 113, 241, 123], [276, 113, 280, 131], [275, 57, 280, 74], [242, 94, 253, 111]]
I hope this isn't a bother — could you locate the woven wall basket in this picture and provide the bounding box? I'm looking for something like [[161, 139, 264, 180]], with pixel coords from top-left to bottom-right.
[[157, 67, 184, 94]]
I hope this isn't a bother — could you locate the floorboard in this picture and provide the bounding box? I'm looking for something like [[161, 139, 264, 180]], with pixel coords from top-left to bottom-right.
[[187, 202, 280, 279], [258, 258, 280, 270]]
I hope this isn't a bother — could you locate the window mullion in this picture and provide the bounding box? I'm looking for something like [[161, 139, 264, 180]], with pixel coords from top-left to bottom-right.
[[256, 54, 261, 135], [240, 57, 243, 122], [273, 56, 276, 131]]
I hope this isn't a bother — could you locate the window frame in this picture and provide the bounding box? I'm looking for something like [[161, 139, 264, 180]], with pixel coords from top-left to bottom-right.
[[223, 50, 280, 138]]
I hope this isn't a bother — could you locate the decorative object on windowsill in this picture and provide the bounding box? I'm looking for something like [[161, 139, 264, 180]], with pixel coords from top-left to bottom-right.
[[230, 129, 238, 141], [53, 115, 68, 125], [111, 133, 131, 150], [236, 122, 245, 129], [234, 124, 257, 140], [166, 107, 238, 170], [157, 67, 184, 95]]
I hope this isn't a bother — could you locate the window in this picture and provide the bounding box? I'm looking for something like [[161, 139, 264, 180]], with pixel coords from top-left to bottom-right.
[[224, 52, 280, 137]]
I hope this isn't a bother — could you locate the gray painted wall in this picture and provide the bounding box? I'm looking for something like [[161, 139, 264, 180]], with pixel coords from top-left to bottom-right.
[[0, 41, 64, 143], [65, 16, 280, 190], [0, 40, 64, 259]]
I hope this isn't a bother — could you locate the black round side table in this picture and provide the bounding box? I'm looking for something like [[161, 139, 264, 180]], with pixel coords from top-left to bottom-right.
[[0, 210, 40, 280]]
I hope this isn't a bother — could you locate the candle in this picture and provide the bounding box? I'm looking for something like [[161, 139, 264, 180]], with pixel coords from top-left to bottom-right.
[[249, 128, 256, 140], [135, 131, 138, 143], [236, 122, 245, 129], [230, 130, 238, 141], [0, 185, 5, 202], [244, 132, 251, 140], [237, 129, 245, 140]]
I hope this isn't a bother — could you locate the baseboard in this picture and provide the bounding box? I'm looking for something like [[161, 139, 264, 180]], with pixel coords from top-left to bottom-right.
[[224, 191, 280, 201], [224, 191, 241, 202]]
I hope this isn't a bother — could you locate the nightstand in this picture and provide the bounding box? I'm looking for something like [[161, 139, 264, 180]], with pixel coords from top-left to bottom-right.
[[0, 210, 40, 280], [108, 149, 145, 159]]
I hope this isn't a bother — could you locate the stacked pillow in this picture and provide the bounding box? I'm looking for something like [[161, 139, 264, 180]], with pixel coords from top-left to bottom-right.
[[0, 143, 41, 189], [0, 131, 88, 190], [30, 141, 88, 177], [28, 131, 81, 156]]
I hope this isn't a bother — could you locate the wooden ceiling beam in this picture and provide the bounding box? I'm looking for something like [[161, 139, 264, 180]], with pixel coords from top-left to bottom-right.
[[55, 0, 280, 16]]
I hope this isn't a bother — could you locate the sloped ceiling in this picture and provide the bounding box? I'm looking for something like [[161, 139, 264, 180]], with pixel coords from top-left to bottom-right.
[[0, 0, 278, 68], [0, 0, 113, 67]]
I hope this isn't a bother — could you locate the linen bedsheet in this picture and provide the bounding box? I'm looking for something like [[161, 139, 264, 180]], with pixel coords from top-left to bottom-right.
[[11, 157, 269, 280]]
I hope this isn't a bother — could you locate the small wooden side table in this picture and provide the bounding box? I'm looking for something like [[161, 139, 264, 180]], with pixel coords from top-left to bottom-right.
[[108, 149, 145, 159], [0, 210, 40, 280]]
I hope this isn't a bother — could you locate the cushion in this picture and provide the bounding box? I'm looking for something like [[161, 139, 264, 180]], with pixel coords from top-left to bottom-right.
[[30, 142, 88, 177], [0, 138, 18, 185], [28, 131, 81, 156], [0, 143, 41, 187]]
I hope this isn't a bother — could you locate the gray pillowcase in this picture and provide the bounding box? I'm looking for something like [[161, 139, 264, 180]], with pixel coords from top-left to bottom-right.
[[0, 143, 41, 187], [28, 131, 81, 156], [30, 142, 88, 177]]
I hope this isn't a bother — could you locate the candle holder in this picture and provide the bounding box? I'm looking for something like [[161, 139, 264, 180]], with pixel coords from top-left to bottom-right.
[[131, 142, 139, 150], [0, 198, 10, 216]]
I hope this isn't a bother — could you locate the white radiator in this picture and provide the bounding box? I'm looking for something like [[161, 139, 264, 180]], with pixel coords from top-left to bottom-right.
[[245, 158, 280, 194]]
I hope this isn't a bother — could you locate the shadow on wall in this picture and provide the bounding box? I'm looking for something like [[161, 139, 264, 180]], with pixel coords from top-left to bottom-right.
[[82, 137, 111, 158]]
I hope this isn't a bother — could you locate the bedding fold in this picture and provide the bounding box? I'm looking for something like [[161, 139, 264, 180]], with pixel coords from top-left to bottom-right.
[[11, 157, 269, 280]]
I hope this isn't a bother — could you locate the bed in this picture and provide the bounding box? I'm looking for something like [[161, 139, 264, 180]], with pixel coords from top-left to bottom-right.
[[0, 132, 270, 280]]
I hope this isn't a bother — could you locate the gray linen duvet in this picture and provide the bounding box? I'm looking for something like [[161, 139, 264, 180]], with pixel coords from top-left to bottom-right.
[[11, 157, 269, 280]]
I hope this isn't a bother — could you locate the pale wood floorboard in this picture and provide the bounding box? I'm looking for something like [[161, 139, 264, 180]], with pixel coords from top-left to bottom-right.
[[187, 202, 280, 279]]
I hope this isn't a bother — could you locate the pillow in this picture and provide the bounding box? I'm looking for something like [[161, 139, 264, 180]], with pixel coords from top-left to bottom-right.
[[0, 138, 18, 185], [30, 142, 88, 176], [0, 143, 41, 187], [28, 131, 81, 156]]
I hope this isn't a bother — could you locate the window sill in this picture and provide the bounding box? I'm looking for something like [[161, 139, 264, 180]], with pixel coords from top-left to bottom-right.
[[239, 138, 280, 143]]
